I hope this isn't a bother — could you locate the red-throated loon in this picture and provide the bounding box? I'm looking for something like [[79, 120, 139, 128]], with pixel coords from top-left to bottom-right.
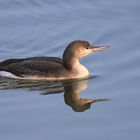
[[0, 40, 110, 80]]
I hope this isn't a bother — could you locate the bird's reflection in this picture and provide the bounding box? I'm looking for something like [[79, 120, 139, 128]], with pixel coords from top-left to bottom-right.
[[0, 76, 110, 112], [63, 79, 109, 112]]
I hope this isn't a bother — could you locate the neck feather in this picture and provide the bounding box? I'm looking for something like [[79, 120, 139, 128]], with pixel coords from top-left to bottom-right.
[[63, 51, 79, 70]]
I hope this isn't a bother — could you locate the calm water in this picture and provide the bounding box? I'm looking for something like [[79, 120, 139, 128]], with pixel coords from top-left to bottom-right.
[[0, 0, 140, 140]]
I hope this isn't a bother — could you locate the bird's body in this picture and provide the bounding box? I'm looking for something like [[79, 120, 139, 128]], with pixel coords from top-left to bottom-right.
[[0, 40, 110, 80]]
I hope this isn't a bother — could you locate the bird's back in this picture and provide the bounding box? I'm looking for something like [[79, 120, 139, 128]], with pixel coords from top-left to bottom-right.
[[0, 57, 69, 79]]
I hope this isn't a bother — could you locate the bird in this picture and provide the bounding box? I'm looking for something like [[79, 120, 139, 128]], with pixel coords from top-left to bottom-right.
[[0, 40, 110, 80]]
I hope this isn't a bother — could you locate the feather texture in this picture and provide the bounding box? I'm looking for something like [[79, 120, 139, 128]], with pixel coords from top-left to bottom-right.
[[0, 57, 69, 78]]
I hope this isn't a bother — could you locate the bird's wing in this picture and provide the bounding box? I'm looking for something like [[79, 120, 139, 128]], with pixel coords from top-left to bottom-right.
[[25, 56, 63, 64], [21, 60, 64, 72], [26, 56, 63, 64], [0, 56, 63, 66], [5, 59, 65, 77]]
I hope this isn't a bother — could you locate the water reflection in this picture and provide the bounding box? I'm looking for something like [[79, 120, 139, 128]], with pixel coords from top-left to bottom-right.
[[0, 76, 110, 112], [63, 79, 110, 112]]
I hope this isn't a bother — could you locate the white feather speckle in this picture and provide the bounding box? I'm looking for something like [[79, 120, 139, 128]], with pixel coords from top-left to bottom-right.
[[0, 71, 18, 78]]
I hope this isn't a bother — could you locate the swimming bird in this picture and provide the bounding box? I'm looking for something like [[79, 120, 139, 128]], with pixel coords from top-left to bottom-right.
[[0, 40, 110, 80]]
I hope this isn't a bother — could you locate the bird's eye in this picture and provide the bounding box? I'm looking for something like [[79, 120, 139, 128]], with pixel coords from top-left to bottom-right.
[[86, 47, 89, 49]]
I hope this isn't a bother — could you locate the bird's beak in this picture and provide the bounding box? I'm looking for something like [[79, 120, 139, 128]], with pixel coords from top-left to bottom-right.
[[91, 45, 111, 52]]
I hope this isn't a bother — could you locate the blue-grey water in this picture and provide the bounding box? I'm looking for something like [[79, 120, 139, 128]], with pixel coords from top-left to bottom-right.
[[0, 0, 140, 140]]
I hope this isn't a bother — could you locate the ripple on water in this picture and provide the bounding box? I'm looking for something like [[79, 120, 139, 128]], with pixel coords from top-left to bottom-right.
[[0, 0, 140, 140]]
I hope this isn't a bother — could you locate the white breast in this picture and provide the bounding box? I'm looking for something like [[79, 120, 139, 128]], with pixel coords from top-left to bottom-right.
[[72, 62, 89, 78]]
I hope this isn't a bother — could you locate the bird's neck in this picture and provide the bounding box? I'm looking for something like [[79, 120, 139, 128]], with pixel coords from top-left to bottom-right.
[[63, 56, 89, 78], [71, 60, 89, 77], [63, 55, 79, 70]]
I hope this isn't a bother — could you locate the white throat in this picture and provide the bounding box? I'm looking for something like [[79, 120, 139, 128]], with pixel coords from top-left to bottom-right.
[[71, 60, 89, 78]]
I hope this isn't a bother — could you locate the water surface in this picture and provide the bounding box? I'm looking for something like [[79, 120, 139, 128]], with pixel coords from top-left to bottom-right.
[[0, 0, 140, 140]]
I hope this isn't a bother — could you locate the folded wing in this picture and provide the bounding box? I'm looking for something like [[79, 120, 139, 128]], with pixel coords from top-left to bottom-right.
[[0, 57, 65, 78]]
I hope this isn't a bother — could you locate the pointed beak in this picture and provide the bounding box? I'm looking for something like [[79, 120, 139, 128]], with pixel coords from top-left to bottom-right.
[[91, 45, 111, 52]]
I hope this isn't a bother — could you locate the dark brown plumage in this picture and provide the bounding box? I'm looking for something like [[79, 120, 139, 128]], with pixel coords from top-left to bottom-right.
[[0, 57, 67, 78]]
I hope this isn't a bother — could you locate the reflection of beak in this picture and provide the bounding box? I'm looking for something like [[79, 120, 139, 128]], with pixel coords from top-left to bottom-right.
[[91, 46, 111, 52], [85, 98, 110, 104]]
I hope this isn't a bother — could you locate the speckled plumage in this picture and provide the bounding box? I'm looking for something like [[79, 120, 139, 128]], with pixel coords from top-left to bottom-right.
[[0, 57, 69, 79]]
